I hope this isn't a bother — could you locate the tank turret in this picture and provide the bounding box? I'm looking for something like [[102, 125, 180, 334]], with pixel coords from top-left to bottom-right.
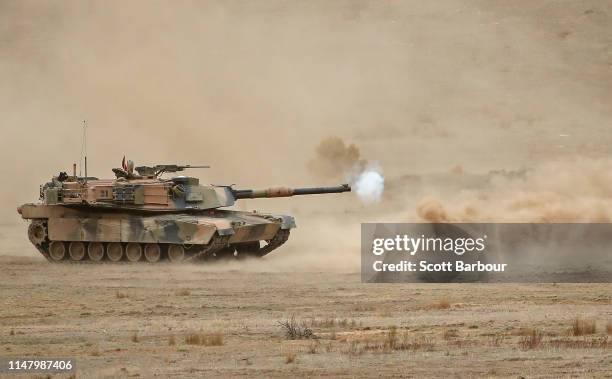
[[18, 161, 351, 264]]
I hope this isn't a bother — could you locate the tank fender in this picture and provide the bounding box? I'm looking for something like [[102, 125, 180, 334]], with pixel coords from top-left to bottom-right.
[[279, 215, 296, 229]]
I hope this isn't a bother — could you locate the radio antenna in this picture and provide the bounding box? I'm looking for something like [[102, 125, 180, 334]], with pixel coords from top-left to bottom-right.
[[80, 120, 87, 181]]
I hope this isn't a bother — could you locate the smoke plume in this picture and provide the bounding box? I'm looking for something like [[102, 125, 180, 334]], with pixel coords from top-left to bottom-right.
[[309, 137, 385, 204]]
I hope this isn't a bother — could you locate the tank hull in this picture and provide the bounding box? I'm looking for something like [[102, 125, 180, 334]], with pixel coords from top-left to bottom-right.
[[19, 204, 295, 262]]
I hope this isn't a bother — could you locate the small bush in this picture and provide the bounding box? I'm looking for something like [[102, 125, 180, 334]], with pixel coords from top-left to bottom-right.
[[443, 329, 459, 340], [131, 332, 140, 343], [488, 334, 504, 347], [116, 291, 128, 299], [168, 335, 176, 346], [606, 321, 612, 335], [185, 331, 224, 346], [385, 326, 398, 349], [425, 299, 451, 310], [278, 316, 315, 340], [307, 341, 319, 354], [175, 289, 191, 296], [519, 329, 542, 350], [572, 318, 596, 336], [284, 351, 296, 364]]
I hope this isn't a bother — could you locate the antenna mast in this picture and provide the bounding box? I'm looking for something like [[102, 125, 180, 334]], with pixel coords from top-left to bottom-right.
[[80, 120, 87, 181]]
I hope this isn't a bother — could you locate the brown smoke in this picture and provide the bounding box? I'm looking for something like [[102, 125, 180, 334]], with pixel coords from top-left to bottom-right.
[[308, 137, 364, 180]]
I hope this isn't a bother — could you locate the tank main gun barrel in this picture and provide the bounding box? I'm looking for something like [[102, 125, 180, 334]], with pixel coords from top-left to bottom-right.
[[232, 184, 351, 199]]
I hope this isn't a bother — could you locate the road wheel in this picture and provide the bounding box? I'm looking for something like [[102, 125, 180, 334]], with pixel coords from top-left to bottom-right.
[[68, 241, 86, 261], [126, 243, 142, 262], [168, 245, 185, 262], [144, 243, 161, 263], [88, 242, 104, 262], [49, 241, 66, 261], [106, 242, 124, 262]]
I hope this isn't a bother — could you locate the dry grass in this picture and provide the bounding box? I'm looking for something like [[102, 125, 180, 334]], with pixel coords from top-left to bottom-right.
[[278, 316, 315, 340], [572, 318, 596, 336], [175, 289, 191, 296], [340, 327, 435, 355], [168, 334, 176, 346], [424, 299, 451, 310], [308, 317, 358, 329], [184, 331, 224, 346], [549, 336, 608, 349], [519, 329, 543, 350], [115, 291, 128, 299], [284, 351, 296, 364], [131, 332, 140, 343]]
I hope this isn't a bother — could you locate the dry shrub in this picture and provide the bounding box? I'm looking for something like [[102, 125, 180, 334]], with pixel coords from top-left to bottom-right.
[[175, 289, 191, 296], [168, 334, 176, 346], [329, 329, 336, 340], [185, 331, 224, 346], [572, 318, 596, 336], [549, 336, 608, 349], [116, 291, 128, 299], [131, 332, 140, 343], [519, 329, 543, 350], [342, 341, 364, 356], [284, 351, 296, 364], [278, 316, 315, 340], [385, 326, 398, 349], [307, 341, 319, 354], [443, 329, 459, 340], [488, 334, 504, 347]]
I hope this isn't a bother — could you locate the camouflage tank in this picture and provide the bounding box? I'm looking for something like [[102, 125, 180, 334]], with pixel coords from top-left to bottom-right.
[[18, 161, 351, 263]]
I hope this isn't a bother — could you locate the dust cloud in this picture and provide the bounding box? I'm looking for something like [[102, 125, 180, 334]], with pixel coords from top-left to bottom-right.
[[416, 157, 612, 223], [1, 1, 611, 273]]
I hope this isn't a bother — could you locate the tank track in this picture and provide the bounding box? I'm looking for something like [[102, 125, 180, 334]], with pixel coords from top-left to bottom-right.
[[258, 229, 290, 257], [26, 220, 290, 263]]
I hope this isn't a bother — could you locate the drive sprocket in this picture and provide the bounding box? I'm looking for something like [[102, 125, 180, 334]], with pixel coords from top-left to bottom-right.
[[28, 220, 48, 246]]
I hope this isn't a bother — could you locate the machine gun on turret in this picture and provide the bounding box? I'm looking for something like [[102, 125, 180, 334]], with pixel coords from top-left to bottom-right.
[[135, 164, 210, 177]]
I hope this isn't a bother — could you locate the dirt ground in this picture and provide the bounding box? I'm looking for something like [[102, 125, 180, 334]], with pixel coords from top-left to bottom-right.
[[1, 254, 610, 379]]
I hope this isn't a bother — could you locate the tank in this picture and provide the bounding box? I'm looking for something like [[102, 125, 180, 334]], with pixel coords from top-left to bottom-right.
[[17, 161, 351, 263]]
